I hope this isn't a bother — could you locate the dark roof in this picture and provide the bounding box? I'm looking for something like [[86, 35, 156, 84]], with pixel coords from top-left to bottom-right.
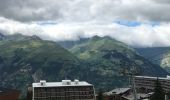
[[0, 87, 19, 95], [104, 88, 131, 95]]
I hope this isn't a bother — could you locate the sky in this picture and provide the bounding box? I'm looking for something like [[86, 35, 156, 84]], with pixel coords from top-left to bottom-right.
[[0, 0, 170, 47]]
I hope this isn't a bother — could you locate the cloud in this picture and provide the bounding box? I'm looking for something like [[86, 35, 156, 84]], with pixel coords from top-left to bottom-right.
[[0, 0, 170, 22], [1, 17, 170, 47], [0, 0, 170, 47], [152, 0, 170, 4]]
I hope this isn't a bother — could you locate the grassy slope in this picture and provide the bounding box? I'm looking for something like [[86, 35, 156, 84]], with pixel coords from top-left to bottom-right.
[[70, 36, 134, 60], [0, 34, 168, 98], [69, 36, 168, 81], [0, 39, 79, 97]]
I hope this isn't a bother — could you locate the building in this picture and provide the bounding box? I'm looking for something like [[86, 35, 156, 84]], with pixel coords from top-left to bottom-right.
[[32, 79, 95, 100], [134, 75, 170, 93], [102, 88, 152, 100], [0, 88, 20, 100], [102, 88, 131, 100]]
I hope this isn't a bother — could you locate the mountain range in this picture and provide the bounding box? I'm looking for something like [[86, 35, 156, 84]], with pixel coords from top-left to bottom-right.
[[136, 47, 170, 73], [0, 33, 168, 98]]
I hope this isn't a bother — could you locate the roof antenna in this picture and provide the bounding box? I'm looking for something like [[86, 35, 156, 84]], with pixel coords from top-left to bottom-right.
[[65, 76, 67, 80], [76, 76, 79, 80]]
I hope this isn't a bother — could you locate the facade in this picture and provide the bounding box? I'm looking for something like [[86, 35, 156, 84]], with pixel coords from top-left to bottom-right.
[[134, 75, 170, 92], [32, 80, 95, 100], [0, 88, 20, 100]]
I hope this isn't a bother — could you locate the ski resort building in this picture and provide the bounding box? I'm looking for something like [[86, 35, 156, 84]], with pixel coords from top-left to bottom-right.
[[32, 80, 95, 100], [134, 75, 170, 92]]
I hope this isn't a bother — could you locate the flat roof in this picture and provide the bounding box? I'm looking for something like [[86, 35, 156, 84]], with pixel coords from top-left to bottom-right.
[[135, 76, 170, 80], [33, 80, 93, 88]]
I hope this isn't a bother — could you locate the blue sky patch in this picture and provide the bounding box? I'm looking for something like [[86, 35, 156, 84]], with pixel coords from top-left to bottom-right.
[[115, 20, 141, 27], [115, 20, 160, 27], [37, 21, 58, 26]]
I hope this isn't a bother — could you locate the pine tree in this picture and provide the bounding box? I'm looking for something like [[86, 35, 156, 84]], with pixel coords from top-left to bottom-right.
[[98, 89, 104, 100], [150, 77, 165, 100]]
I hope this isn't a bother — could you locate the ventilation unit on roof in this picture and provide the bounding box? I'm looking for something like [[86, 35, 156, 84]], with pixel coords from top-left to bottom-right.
[[62, 80, 71, 85], [40, 80, 46, 86], [74, 79, 79, 85]]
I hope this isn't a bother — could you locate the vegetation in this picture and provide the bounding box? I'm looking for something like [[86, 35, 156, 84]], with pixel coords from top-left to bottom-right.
[[0, 34, 168, 98], [136, 47, 170, 73], [69, 36, 167, 77], [97, 89, 104, 100], [0, 34, 79, 98]]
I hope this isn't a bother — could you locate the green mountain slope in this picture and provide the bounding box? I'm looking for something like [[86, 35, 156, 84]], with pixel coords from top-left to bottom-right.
[[0, 34, 168, 98], [70, 36, 134, 60], [69, 36, 167, 78], [0, 34, 79, 97], [58, 38, 89, 49], [136, 47, 170, 72]]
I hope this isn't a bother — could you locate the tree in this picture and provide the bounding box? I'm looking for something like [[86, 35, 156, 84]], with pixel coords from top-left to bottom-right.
[[167, 92, 170, 100], [98, 89, 104, 100], [150, 77, 165, 100]]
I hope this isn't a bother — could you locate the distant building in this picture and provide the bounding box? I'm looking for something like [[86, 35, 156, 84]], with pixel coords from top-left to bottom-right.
[[134, 75, 170, 93], [0, 88, 20, 100], [31, 79, 95, 100], [102, 88, 131, 100], [102, 88, 152, 100]]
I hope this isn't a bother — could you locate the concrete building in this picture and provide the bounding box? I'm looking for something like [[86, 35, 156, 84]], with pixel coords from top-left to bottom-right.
[[134, 75, 170, 93], [32, 79, 95, 100]]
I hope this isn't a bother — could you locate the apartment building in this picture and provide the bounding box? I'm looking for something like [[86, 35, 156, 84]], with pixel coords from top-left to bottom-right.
[[32, 79, 95, 100], [134, 75, 170, 92]]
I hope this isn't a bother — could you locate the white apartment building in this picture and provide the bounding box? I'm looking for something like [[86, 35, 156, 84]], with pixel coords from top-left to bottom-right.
[[32, 79, 95, 100]]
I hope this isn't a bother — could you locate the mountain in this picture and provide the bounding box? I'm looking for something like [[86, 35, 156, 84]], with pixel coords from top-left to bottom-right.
[[0, 34, 79, 97], [58, 37, 89, 49], [68, 36, 167, 78], [0, 33, 41, 41], [0, 33, 5, 40], [0, 34, 168, 98], [136, 47, 170, 73], [70, 35, 134, 60]]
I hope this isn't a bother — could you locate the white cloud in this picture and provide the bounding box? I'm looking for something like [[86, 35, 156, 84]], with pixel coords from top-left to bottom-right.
[[1, 17, 170, 47], [0, 0, 170, 22], [0, 0, 170, 47]]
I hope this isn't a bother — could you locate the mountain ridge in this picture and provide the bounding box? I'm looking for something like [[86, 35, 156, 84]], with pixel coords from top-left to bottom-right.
[[68, 35, 167, 77], [0, 33, 168, 98], [136, 47, 170, 73]]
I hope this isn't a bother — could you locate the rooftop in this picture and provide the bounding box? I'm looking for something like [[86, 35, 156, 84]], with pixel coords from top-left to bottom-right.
[[32, 80, 93, 87], [0, 88, 19, 95], [122, 92, 154, 100], [135, 75, 170, 80], [104, 88, 130, 95]]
